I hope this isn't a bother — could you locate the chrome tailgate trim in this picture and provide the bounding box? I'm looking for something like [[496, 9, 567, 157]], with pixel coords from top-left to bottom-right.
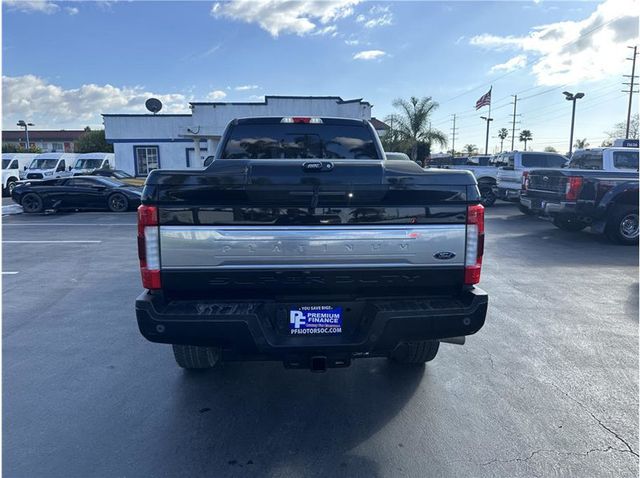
[[159, 225, 466, 269]]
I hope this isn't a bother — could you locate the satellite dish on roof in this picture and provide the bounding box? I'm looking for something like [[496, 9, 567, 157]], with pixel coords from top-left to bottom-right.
[[145, 98, 163, 114]]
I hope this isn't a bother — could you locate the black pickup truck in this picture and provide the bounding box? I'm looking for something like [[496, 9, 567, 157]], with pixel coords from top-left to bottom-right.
[[135, 117, 488, 372], [520, 147, 638, 244]]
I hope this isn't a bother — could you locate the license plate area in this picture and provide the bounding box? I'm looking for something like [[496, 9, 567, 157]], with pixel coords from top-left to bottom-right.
[[274, 301, 367, 338]]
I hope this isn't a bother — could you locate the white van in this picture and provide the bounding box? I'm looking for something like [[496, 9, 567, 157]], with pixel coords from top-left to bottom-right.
[[2, 153, 37, 195], [71, 153, 114, 176], [22, 153, 78, 180]]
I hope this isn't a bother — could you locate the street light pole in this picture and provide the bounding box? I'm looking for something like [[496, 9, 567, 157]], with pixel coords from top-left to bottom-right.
[[563, 92, 585, 157], [17, 120, 35, 150], [480, 115, 493, 155]]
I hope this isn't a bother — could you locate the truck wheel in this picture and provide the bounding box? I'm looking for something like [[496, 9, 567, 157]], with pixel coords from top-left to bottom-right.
[[172, 344, 220, 369], [389, 340, 439, 365], [7, 179, 17, 196], [552, 215, 587, 232], [480, 188, 497, 207], [21, 193, 44, 213], [518, 204, 535, 216], [108, 193, 129, 212], [605, 206, 639, 245]]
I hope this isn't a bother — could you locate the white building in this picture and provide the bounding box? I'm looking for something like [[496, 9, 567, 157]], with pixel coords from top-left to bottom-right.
[[103, 95, 387, 177]]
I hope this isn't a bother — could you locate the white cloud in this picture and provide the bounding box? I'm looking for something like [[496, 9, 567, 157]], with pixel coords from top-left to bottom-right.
[[207, 90, 227, 100], [489, 54, 527, 73], [345, 39, 360, 46], [4, 0, 59, 14], [65, 6, 79, 15], [355, 5, 392, 28], [470, 0, 640, 85], [2, 75, 190, 128], [211, 0, 360, 37], [234, 85, 259, 91], [353, 49, 386, 60]]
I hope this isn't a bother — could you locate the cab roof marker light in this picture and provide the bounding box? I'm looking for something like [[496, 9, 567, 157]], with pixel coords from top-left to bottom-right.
[[281, 117, 294, 123]]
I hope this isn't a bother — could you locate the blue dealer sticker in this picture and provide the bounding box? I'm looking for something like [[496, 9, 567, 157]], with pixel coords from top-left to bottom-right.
[[289, 305, 343, 335]]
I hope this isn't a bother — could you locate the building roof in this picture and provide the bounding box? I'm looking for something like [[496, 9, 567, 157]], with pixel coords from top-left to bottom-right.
[[370, 117, 390, 130], [3, 130, 86, 141], [189, 95, 372, 107]]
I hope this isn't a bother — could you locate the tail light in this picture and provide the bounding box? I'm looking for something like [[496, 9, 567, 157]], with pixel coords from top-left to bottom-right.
[[137, 205, 161, 289], [521, 171, 529, 191], [465, 204, 485, 285], [281, 117, 323, 124], [565, 176, 583, 201]]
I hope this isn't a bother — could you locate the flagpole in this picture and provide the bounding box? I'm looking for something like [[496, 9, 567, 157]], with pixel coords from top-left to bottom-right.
[[483, 87, 493, 155]]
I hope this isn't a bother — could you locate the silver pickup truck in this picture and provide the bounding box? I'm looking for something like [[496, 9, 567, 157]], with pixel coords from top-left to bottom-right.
[[495, 151, 568, 209]]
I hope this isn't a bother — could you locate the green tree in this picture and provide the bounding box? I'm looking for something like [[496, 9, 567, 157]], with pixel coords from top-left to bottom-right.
[[519, 129, 532, 151], [574, 138, 589, 149], [387, 96, 447, 166], [544, 146, 557, 152], [2, 143, 42, 153], [497, 128, 509, 152], [463, 144, 477, 156], [74, 129, 113, 153]]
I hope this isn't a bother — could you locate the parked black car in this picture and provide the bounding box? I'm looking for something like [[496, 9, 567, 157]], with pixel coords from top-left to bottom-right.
[[521, 162, 639, 245], [12, 176, 142, 213]]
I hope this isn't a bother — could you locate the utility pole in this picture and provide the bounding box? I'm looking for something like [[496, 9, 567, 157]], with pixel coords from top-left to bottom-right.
[[510, 95, 518, 151], [450, 114, 458, 157], [623, 45, 638, 138]]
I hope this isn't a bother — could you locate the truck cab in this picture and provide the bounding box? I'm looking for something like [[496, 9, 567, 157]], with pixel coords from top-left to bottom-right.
[[22, 153, 78, 180], [2, 153, 37, 196], [495, 151, 568, 201], [71, 153, 114, 176]]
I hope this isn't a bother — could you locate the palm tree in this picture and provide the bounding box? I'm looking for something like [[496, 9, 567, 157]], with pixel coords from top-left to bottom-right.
[[464, 144, 477, 156], [497, 128, 509, 152], [574, 138, 589, 149], [519, 130, 532, 151], [389, 96, 447, 166]]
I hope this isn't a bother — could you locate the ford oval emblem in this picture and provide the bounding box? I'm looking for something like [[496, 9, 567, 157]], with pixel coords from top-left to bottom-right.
[[302, 161, 323, 171], [433, 251, 456, 260]]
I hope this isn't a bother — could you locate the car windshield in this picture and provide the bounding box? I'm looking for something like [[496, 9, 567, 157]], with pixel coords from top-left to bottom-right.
[[111, 170, 133, 179], [613, 150, 639, 169], [521, 154, 567, 168], [74, 159, 103, 169], [29, 159, 59, 169], [2, 159, 10, 169], [220, 121, 380, 160], [568, 151, 603, 170], [96, 177, 126, 187]]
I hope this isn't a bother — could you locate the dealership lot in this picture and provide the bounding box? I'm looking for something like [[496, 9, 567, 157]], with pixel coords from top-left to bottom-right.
[[2, 203, 638, 478]]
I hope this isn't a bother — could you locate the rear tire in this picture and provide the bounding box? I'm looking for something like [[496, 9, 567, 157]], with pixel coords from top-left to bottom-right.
[[172, 344, 220, 370], [479, 187, 497, 207], [389, 340, 439, 365], [605, 206, 639, 245], [552, 215, 587, 232], [21, 193, 44, 213], [108, 193, 129, 212]]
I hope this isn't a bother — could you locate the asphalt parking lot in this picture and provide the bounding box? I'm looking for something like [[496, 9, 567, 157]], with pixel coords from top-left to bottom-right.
[[2, 203, 638, 477]]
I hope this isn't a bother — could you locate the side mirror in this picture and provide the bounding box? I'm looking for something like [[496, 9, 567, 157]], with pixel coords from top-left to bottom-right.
[[23, 166, 27, 170], [68, 166, 72, 171]]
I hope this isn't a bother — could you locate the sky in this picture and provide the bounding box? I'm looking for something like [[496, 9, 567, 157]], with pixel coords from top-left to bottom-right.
[[2, 0, 639, 154]]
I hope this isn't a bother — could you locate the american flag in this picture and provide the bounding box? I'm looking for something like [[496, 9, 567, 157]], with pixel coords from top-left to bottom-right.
[[475, 88, 492, 110]]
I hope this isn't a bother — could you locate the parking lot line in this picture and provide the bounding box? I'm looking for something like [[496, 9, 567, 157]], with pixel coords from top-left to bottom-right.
[[2, 240, 103, 244], [3, 224, 136, 226], [2, 271, 19, 275]]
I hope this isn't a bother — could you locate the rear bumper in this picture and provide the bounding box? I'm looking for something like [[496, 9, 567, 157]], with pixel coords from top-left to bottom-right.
[[494, 186, 520, 200], [135, 287, 488, 361]]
